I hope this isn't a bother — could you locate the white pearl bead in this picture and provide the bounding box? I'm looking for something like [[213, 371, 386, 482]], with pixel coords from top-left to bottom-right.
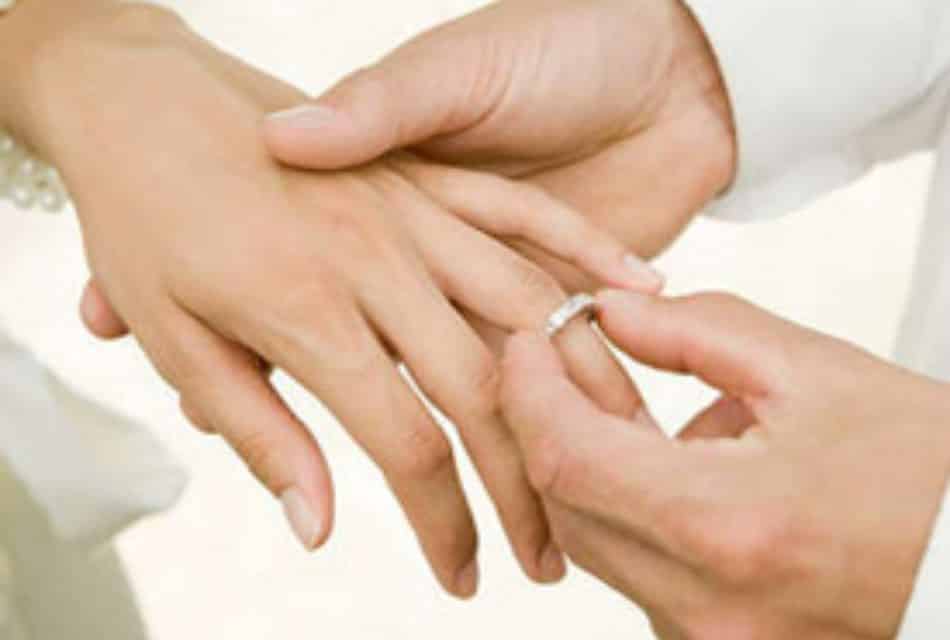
[[0, 129, 68, 213], [9, 182, 36, 210]]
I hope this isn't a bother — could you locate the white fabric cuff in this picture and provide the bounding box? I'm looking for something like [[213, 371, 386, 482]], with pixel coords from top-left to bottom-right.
[[682, 0, 948, 221], [900, 484, 950, 638], [0, 334, 186, 547]]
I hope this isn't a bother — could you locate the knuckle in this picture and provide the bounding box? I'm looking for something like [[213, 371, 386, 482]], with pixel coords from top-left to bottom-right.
[[142, 327, 206, 393], [180, 398, 215, 434], [316, 206, 374, 249], [312, 207, 402, 272], [524, 429, 579, 499], [259, 282, 373, 368], [268, 281, 333, 332], [508, 255, 564, 318], [389, 423, 455, 482], [670, 503, 802, 587], [462, 350, 503, 417], [228, 427, 285, 494]]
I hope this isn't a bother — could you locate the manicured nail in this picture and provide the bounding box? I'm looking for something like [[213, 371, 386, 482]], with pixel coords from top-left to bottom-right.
[[266, 104, 338, 129], [280, 487, 324, 551], [454, 559, 480, 598], [623, 254, 666, 290], [80, 287, 97, 321], [539, 543, 567, 583]]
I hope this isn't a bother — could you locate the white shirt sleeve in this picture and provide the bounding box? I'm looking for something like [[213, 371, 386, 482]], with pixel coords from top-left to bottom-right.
[[902, 491, 950, 638], [0, 332, 185, 546], [680, 2, 950, 637], [683, 0, 950, 222]]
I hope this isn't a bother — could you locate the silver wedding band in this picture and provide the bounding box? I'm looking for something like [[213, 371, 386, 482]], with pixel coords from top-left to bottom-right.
[[544, 293, 598, 339]]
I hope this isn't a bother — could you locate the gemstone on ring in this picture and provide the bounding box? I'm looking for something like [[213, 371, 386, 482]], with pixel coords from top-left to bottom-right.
[[544, 293, 598, 339]]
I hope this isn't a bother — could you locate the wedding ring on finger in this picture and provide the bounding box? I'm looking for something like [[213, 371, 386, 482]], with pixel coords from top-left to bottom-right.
[[544, 293, 598, 339]]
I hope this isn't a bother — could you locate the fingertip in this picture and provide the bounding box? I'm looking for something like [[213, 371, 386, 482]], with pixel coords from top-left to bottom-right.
[[263, 104, 336, 167], [452, 558, 480, 599], [613, 254, 666, 293], [80, 281, 129, 340], [294, 447, 336, 550], [260, 113, 312, 169], [262, 103, 373, 171], [536, 542, 567, 584], [281, 486, 332, 551]]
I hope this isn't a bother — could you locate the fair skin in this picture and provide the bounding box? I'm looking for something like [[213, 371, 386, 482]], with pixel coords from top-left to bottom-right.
[[85, 0, 734, 322], [263, 0, 737, 275], [502, 290, 950, 638], [2, 0, 673, 596], [170, 0, 950, 631], [74, 0, 950, 631], [71, 0, 732, 594]]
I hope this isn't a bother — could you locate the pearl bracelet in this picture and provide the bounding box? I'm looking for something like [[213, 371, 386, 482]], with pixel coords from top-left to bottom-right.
[[0, 0, 68, 213], [0, 132, 68, 213]]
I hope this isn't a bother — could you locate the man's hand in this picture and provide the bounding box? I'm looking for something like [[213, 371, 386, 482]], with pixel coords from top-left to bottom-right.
[[262, 0, 736, 272], [501, 290, 950, 638]]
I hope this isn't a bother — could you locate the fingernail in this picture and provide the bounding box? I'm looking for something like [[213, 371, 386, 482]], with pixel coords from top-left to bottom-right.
[[623, 254, 666, 290], [79, 287, 97, 321], [454, 559, 479, 598], [280, 487, 324, 551], [539, 543, 567, 583], [266, 104, 338, 128]]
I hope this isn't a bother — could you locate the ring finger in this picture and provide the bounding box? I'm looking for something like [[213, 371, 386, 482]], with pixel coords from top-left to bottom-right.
[[413, 207, 647, 421]]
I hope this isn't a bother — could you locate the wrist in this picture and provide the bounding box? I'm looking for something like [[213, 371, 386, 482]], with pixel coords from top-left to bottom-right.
[[0, 2, 184, 155]]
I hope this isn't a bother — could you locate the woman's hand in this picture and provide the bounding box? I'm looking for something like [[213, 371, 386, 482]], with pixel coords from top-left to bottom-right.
[[15, 5, 661, 596], [263, 0, 736, 281], [501, 290, 950, 637]]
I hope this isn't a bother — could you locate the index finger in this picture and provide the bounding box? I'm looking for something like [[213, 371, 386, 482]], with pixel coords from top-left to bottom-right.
[[499, 331, 728, 559], [595, 290, 790, 398], [393, 161, 665, 293]]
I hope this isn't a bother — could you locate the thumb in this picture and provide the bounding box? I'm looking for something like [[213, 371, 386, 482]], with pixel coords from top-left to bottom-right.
[[500, 332, 729, 558], [263, 46, 499, 170], [595, 290, 803, 399]]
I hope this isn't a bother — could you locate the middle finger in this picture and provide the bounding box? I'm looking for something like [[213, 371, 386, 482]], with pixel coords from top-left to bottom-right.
[[240, 287, 479, 597]]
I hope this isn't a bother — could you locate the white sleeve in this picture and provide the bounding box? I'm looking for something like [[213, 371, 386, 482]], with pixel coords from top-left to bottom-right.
[[680, 3, 950, 636], [682, 0, 950, 221], [900, 489, 950, 638]]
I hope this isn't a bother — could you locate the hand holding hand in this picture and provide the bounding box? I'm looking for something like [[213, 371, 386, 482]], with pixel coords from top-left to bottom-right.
[[501, 290, 950, 637], [263, 0, 736, 275], [18, 5, 660, 595]]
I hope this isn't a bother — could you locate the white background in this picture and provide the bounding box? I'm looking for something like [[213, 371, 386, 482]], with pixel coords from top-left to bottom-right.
[[0, 1, 934, 638]]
